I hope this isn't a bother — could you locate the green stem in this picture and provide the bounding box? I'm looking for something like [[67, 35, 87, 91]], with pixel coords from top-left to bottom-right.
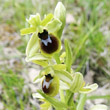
[[54, 53, 66, 108], [59, 89, 65, 103], [54, 53, 60, 64], [76, 94, 87, 110]]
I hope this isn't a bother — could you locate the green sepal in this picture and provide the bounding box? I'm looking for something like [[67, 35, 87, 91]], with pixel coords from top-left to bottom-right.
[[40, 102, 52, 110], [20, 27, 36, 35], [52, 64, 66, 70], [45, 18, 62, 34], [37, 90, 69, 109], [27, 13, 41, 27], [39, 66, 54, 77], [26, 33, 39, 57], [64, 39, 72, 72], [54, 2, 66, 38], [32, 60, 48, 67], [25, 53, 48, 62], [33, 92, 44, 99], [41, 13, 54, 26]]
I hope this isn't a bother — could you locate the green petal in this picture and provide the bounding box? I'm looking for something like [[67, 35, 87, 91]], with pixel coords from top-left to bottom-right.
[[20, 27, 36, 35], [45, 18, 62, 33], [41, 13, 54, 26], [79, 83, 98, 94], [26, 33, 39, 57]]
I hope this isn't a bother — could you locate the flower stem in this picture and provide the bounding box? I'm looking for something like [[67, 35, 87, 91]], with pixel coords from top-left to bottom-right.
[[54, 53, 60, 64], [76, 94, 87, 110], [59, 89, 65, 103]]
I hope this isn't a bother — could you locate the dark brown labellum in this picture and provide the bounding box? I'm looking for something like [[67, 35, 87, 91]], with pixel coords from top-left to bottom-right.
[[38, 30, 59, 54], [42, 74, 53, 93]]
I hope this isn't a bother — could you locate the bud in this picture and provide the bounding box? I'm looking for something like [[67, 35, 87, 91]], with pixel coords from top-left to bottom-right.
[[70, 72, 84, 93], [54, 2, 66, 38]]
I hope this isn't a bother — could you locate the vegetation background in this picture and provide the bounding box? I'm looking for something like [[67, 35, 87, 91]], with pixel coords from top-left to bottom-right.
[[0, 0, 110, 110]]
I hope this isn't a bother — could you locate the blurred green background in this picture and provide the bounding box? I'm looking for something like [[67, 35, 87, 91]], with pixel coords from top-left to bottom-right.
[[0, 0, 110, 110]]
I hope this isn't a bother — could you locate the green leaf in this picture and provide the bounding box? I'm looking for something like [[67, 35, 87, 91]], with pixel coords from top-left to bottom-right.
[[20, 27, 36, 35], [90, 104, 108, 110], [26, 33, 39, 57], [45, 18, 62, 33], [54, 2, 66, 38], [37, 90, 68, 109], [64, 39, 72, 72], [41, 13, 54, 26], [79, 83, 98, 94]]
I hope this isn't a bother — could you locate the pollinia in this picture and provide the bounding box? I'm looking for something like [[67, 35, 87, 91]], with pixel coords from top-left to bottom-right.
[[21, 2, 107, 110]]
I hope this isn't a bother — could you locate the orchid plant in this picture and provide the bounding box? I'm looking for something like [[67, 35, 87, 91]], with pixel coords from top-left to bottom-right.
[[21, 2, 108, 110]]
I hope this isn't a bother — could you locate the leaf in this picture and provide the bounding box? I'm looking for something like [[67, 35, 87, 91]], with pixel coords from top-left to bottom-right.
[[20, 27, 36, 35], [26, 33, 39, 57], [54, 2, 66, 38], [64, 39, 72, 72], [45, 18, 62, 33], [90, 104, 108, 110], [37, 90, 68, 109], [79, 83, 98, 94], [41, 13, 54, 26]]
